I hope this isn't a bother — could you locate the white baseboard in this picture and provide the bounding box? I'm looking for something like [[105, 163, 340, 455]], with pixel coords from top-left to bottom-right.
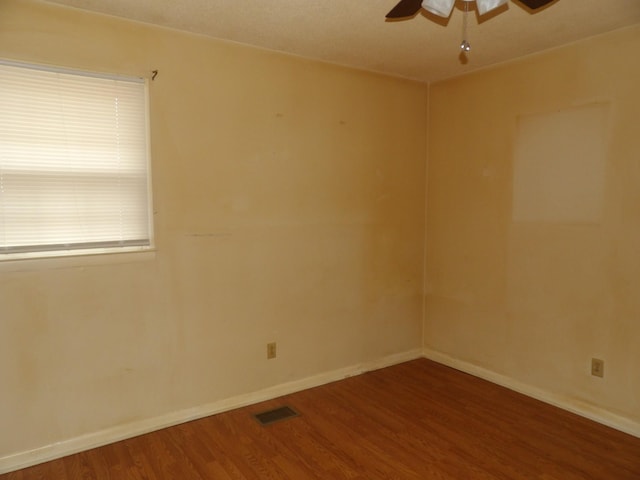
[[0, 349, 422, 474], [9, 346, 635, 474], [422, 347, 640, 439]]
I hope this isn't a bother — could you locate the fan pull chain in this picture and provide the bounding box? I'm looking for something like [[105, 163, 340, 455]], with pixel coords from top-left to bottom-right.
[[460, 1, 471, 52]]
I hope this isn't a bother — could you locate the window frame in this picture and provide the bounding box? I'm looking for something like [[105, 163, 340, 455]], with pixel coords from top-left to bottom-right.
[[0, 59, 155, 262]]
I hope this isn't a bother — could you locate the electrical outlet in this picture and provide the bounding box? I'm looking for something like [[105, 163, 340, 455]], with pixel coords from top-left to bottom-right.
[[591, 358, 604, 378], [267, 342, 277, 359]]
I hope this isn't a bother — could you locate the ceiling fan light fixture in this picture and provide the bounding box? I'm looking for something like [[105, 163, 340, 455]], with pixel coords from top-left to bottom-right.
[[475, 0, 508, 15], [421, 0, 455, 18]]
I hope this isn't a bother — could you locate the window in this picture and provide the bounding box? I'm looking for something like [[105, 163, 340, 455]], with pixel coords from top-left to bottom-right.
[[0, 60, 153, 260]]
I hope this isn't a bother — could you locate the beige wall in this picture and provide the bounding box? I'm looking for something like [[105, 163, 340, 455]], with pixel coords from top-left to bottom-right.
[[426, 26, 640, 425], [0, 0, 427, 460], [3, 0, 638, 468]]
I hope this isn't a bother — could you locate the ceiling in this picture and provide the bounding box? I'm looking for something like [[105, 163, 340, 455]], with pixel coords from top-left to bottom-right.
[[44, 0, 640, 83]]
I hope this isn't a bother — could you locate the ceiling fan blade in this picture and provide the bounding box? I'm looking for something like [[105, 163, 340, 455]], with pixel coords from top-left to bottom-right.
[[386, 0, 423, 18], [516, 0, 556, 10]]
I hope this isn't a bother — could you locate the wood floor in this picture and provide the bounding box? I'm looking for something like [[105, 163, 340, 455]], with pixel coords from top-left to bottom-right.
[[3, 359, 640, 479]]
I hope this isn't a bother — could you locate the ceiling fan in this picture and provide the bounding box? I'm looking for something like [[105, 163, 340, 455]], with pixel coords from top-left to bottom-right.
[[386, 0, 556, 19], [386, 0, 557, 54]]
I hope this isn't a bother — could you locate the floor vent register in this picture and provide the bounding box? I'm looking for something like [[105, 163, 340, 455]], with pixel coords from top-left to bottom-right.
[[253, 406, 300, 426]]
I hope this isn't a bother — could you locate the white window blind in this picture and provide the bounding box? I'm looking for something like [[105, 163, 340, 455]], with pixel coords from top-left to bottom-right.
[[0, 61, 152, 259]]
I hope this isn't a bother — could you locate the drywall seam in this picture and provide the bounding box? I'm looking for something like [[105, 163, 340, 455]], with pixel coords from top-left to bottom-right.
[[0, 349, 422, 474], [422, 348, 640, 439]]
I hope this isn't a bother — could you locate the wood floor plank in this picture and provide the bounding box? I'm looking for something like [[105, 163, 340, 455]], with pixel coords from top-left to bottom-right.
[[2, 359, 639, 479]]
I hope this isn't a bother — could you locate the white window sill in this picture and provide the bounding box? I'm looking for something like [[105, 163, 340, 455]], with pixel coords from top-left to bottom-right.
[[0, 247, 156, 272]]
